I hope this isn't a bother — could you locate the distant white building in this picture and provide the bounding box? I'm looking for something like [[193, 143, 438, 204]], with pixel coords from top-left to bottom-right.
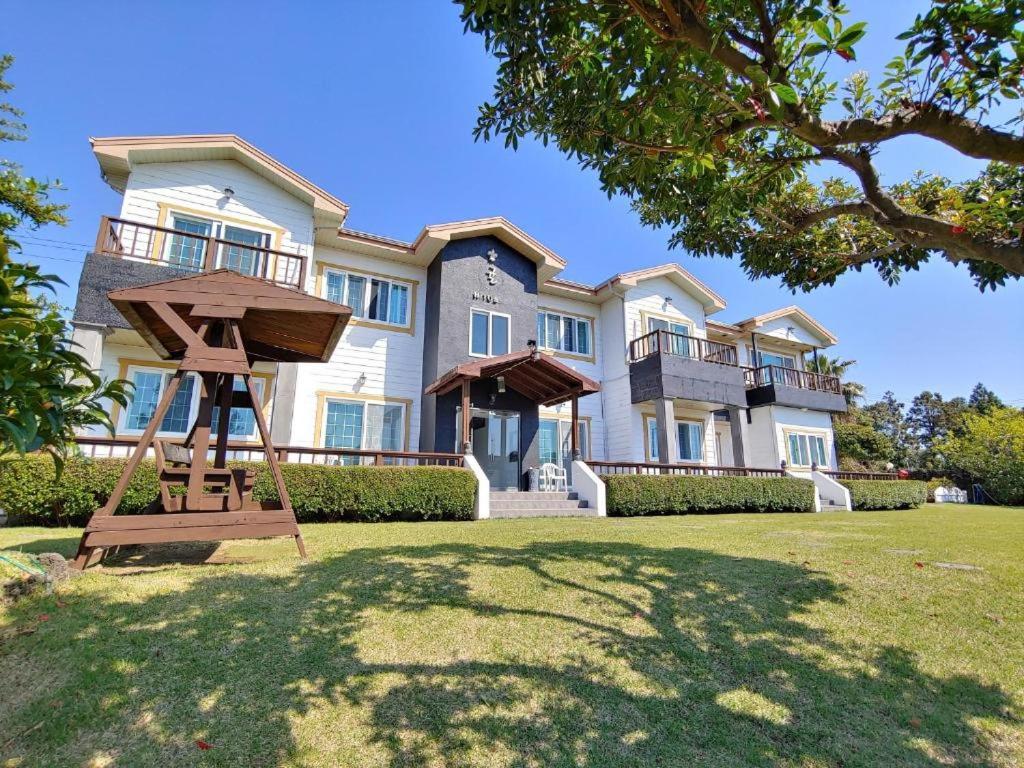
[[72, 134, 848, 497]]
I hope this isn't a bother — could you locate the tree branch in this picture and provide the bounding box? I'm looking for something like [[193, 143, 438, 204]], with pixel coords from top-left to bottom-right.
[[791, 202, 877, 231], [796, 106, 1024, 164]]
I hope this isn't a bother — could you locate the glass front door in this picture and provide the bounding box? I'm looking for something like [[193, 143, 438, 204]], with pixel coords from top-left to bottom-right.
[[461, 408, 521, 490]]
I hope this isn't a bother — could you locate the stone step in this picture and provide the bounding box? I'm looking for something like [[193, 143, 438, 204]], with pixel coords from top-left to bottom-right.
[[490, 491, 578, 501], [490, 506, 601, 519], [489, 498, 590, 511]]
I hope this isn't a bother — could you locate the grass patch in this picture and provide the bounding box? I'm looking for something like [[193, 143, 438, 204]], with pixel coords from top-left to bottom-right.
[[1, 504, 1022, 766]]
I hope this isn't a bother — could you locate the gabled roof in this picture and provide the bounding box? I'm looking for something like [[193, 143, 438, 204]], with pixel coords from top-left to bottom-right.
[[334, 216, 567, 282], [543, 263, 727, 313], [733, 306, 838, 346], [424, 348, 600, 407], [91, 134, 349, 226]]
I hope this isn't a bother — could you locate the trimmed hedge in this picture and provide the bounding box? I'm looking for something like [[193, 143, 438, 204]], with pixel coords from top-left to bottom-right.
[[0, 456, 476, 526], [606, 475, 816, 516], [839, 479, 927, 510]]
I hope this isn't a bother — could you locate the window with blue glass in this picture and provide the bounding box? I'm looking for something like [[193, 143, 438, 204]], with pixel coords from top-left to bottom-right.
[[322, 267, 410, 327], [323, 399, 404, 451], [537, 311, 592, 356], [122, 368, 197, 435], [645, 417, 704, 462], [211, 378, 266, 441]]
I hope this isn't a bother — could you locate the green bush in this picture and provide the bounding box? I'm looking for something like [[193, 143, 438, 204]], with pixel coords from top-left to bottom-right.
[[606, 475, 816, 516], [0, 456, 476, 526], [839, 479, 927, 510]]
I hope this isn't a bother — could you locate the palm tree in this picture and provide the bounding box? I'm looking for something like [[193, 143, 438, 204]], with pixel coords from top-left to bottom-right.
[[807, 355, 865, 407]]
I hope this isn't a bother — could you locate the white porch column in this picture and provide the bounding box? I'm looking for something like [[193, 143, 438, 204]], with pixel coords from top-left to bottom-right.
[[727, 406, 751, 467]]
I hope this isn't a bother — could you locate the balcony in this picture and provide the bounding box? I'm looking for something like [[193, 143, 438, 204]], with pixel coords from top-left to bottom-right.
[[627, 330, 747, 407], [93, 216, 307, 290], [743, 365, 847, 412]]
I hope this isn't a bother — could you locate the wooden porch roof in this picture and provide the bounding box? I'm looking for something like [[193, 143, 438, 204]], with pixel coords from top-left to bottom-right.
[[108, 269, 351, 363], [424, 349, 601, 407]]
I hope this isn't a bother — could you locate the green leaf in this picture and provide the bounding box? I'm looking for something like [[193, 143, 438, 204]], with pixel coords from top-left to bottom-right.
[[744, 65, 769, 85], [837, 22, 867, 47], [812, 19, 832, 43], [770, 84, 799, 105]]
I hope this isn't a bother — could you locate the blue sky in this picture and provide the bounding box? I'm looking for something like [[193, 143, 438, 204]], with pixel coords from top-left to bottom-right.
[[2, 1, 1022, 407]]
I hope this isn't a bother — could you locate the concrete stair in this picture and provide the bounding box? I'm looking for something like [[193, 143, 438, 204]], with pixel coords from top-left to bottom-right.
[[489, 491, 598, 519]]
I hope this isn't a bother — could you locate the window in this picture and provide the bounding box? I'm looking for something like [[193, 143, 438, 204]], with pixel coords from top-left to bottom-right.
[[470, 309, 510, 357], [787, 431, 829, 468], [120, 365, 270, 441], [323, 399, 405, 452], [757, 350, 797, 368], [647, 316, 692, 357], [537, 311, 592, 356], [539, 417, 590, 467], [677, 422, 703, 462], [645, 417, 704, 462], [211, 378, 266, 441], [167, 215, 212, 270], [165, 213, 271, 276], [322, 267, 410, 327], [122, 367, 199, 436]]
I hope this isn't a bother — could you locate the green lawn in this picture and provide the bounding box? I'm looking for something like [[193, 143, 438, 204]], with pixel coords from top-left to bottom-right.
[[1, 505, 1022, 767]]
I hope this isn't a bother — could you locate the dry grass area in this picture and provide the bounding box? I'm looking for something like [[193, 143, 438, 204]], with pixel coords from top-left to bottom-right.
[[1, 504, 1022, 767]]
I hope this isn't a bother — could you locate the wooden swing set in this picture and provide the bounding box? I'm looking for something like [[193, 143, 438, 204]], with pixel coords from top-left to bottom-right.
[[72, 269, 350, 570]]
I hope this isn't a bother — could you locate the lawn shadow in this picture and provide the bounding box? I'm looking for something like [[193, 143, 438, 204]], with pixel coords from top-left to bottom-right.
[[1, 540, 1017, 766]]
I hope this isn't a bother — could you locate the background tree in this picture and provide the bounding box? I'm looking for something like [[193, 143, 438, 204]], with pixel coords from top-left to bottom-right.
[[833, 421, 893, 469], [937, 407, 1024, 504], [968, 382, 1004, 414], [460, 0, 1024, 291], [0, 55, 128, 470], [806, 354, 863, 408], [862, 391, 916, 466]]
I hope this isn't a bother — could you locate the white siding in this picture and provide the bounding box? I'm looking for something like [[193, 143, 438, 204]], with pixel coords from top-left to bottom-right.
[[536, 291, 605, 459], [623, 276, 708, 344], [118, 160, 315, 286], [746, 405, 836, 470], [288, 245, 428, 448]]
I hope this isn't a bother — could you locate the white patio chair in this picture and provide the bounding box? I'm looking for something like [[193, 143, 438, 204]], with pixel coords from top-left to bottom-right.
[[539, 462, 567, 492]]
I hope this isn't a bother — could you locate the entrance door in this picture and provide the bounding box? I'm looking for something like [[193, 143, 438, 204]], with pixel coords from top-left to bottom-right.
[[465, 409, 521, 490]]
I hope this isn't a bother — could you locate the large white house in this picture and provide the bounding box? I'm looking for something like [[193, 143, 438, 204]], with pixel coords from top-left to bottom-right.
[[70, 134, 849, 512]]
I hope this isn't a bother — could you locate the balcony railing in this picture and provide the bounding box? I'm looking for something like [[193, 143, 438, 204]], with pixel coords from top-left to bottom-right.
[[743, 365, 841, 394], [628, 330, 738, 366], [94, 216, 307, 291]]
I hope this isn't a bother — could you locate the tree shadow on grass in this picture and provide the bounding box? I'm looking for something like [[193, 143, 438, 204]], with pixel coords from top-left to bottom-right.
[[0, 540, 1017, 767]]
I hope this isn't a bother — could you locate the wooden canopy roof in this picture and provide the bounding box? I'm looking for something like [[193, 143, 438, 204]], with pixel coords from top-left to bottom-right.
[[424, 349, 601, 407], [108, 270, 351, 363]]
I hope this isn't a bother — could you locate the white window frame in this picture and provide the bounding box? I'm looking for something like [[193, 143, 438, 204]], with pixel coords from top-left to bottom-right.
[[785, 430, 830, 469], [469, 308, 512, 358], [644, 415, 704, 463], [537, 311, 593, 356], [321, 266, 412, 328], [119, 365, 202, 438], [164, 210, 275, 275], [119, 365, 268, 442], [538, 416, 591, 465], [320, 397, 407, 452], [212, 377, 266, 442]]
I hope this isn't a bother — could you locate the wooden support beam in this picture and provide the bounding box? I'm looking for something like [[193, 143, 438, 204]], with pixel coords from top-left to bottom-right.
[[571, 395, 579, 460], [461, 379, 472, 454]]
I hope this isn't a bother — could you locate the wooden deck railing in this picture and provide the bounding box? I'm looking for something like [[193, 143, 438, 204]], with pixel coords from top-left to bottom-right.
[[628, 330, 738, 366], [94, 215, 308, 290], [743, 365, 842, 394], [821, 469, 899, 480], [72, 436, 463, 467], [587, 461, 785, 477]]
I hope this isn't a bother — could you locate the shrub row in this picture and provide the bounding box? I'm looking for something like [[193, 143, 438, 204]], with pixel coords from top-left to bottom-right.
[[839, 479, 927, 510], [606, 475, 816, 516], [0, 456, 476, 526]]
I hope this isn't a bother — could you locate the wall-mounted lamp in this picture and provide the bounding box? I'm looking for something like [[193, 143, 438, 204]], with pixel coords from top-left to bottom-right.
[[496, 376, 506, 394], [663, 296, 673, 311], [222, 187, 235, 199], [354, 372, 367, 391], [527, 339, 539, 360]]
